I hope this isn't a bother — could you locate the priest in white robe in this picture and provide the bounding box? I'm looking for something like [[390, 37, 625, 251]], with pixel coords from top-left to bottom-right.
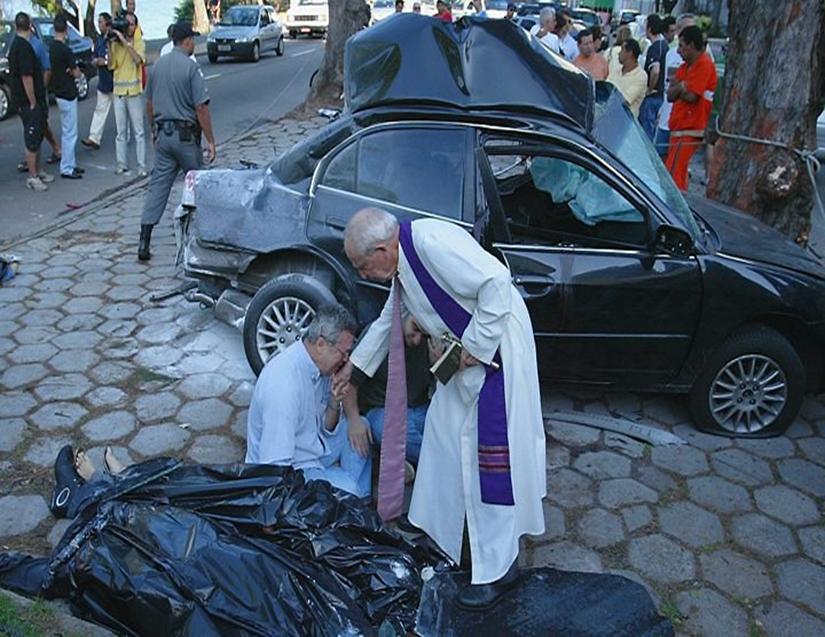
[[337, 207, 546, 607]]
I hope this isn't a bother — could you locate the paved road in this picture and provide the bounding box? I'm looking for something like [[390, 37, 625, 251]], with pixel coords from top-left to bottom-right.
[[0, 38, 324, 246]]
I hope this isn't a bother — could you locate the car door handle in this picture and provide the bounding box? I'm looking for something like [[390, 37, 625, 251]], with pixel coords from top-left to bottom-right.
[[327, 215, 348, 230], [513, 275, 555, 298]]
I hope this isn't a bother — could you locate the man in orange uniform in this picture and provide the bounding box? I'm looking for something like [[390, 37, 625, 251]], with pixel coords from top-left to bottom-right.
[[664, 25, 717, 191]]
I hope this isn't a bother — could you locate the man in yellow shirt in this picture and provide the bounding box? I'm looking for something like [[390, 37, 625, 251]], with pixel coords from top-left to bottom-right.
[[608, 39, 646, 117], [109, 12, 147, 176]]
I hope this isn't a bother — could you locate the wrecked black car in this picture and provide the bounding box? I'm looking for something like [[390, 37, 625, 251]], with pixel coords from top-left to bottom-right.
[[177, 15, 825, 438]]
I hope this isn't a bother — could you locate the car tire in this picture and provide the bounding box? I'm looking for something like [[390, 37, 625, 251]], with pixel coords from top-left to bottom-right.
[[0, 83, 10, 121], [75, 74, 89, 101], [250, 41, 260, 62], [689, 326, 805, 438], [208, 52, 218, 63], [243, 274, 337, 375], [276, 36, 285, 56], [289, 30, 297, 39]]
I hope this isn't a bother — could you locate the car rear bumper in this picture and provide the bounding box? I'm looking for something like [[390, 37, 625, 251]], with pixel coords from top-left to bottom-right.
[[207, 41, 257, 57]]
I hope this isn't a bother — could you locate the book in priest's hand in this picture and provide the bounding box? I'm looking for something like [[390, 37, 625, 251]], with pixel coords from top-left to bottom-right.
[[429, 334, 499, 384]]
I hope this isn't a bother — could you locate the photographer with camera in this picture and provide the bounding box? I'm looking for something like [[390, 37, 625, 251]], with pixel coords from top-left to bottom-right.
[[138, 22, 215, 262], [81, 13, 114, 150], [108, 11, 147, 176]]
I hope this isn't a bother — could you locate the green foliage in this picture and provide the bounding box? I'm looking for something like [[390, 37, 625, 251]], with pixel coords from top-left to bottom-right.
[[0, 595, 57, 637]]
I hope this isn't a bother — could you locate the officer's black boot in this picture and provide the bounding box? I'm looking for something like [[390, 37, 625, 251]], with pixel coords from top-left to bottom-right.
[[456, 560, 520, 609], [138, 224, 153, 261]]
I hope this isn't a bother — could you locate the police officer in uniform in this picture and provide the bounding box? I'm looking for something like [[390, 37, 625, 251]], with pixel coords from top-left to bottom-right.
[[139, 21, 216, 261]]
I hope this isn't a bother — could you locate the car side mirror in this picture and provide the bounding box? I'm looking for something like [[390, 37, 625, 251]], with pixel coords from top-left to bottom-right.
[[653, 224, 693, 257]]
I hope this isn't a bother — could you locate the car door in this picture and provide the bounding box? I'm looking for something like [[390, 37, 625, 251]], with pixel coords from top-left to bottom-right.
[[307, 124, 475, 323], [478, 137, 702, 388], [259, 9, 275, 50]]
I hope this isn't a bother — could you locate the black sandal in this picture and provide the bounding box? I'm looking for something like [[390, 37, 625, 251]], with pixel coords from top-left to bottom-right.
[[46, 154, 61, 165], [49, 445, 85, 518]]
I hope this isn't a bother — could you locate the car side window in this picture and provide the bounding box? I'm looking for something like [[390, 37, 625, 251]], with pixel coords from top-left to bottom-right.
[[260, 11, 270, 25], [321, 128, 466, 219], [488, 151, 647, 247]]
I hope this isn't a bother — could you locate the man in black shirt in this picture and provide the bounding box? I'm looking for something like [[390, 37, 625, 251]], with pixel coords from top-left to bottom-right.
[[639, 13, 668, 141], [8, 12, 52, 191], [49, 13, 83, 179]]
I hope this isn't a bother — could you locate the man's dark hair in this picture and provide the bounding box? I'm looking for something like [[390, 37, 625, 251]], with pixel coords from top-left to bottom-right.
[[680, 25, 705, 50], [395, 0, 404, 6], [167, 23, 174, 38], [646, 13, 664, 35], [14, 12, 31, 31], [622, 38, 641, 59], [100, 11, 112, 23], [54, 13, 68, 33], [556, 13, 567, 29], [577, 28, 593, 44], [663, 15, 676, 29]]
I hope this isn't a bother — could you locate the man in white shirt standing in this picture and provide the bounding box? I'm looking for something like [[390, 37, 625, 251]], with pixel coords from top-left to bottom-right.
[[246, 304, 372, 498], [529, 7, 560, 54]]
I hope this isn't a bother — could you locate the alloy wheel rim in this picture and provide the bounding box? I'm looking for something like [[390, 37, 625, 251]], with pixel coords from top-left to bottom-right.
[[255, 296, 315, 365], [708, 354, 787, 433], [0, 90, 7, 119]]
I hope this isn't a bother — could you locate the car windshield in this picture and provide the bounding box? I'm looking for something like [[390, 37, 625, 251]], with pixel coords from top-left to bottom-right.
[[37, 21, 55, 41], [593, 88, 701, 240], [572, 10, 597, 26], [298, 0, 327, 5], [487, 0, 509, 9], [374, 0, 393, 7], [221, 8, 259, 26]]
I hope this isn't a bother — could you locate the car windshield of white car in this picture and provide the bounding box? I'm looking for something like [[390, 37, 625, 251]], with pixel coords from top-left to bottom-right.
[[221, 8, 259, 26]]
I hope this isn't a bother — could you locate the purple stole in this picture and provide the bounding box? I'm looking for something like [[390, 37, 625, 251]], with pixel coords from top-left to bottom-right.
[[398, 221, 514, 506]]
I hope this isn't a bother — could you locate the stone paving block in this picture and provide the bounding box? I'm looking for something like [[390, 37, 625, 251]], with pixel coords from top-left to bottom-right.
[[710, 448, 774, 486], [52, 330, 103, 350], [135, 323, 182, 345], [796, 437, 825, 466], [105, 285, 147, 302], [0, 303, 26, 321], [545, 421, 600, 447], [177, 398, 233, 431], [34, 277, 72, 292], [63, 296, 105, 315], [228, 381, 254, 408], [97, 319, 135, 338], [0, 391, 37, 418], [71, 281, 111, 297], [651, 445, 709, 477], [1, 363, 49, 389], [173, 352, 227, 375], [135, 345, 183, 369], [731, 513, 796, 558], [754, 485, 820, 526], [577, 508, 624, 548], [535, 502, 566, 544], [800, 397, 825, 422], [659, 501, 724, 548], [621, 505, 652, 532], [674, 588, 749, 637], [186, 434, 242, 464], [84, 386, 128, 409], [105, 338, 140, 360], [598, 478, 658, 509], [33, 374, 93, 402], [98, 302, 141, 320], [111, 273, 149, 286], [24, 435, 72, 466], [135, 392, 181, 423], [0, 495, 50, 537], [642, 396, 689, 426], [736, 436, 796, 459], [754, 601, 825, 637], [687, 476, 752, 514], [230, 409, 248, 439], [0, 338, 15, 356], [47, 519, 73, 548], [541, 392, 574, 414], [546, 445, 570, 470], [545, 468, 594, 508], [56, 313, 104, 332], [628, 534, 694, 583], [27, 292, 68, 310], [526, 541, 603, 573], [605, 393, 642, 417], [777, 458, 825, 497], [85, 445, 135, 472], [0, 286, 32, 303], [0, 418, 27, 452], [573, 450, 632, 479], [135, 306, 181, 326], [220, 360, 255, 382], [776, 558, 825, 616], [675, 427, 733, 452], [30, 402, 88, 431], [177, 373, 232, 400], [81, 411, 136, 442], [11, 325, 59, 345], [8, 343, 58, 364], [699, 548, 773, 599], [129, 423, 192, 456], [18, 309, 64, 327], [88, 361, 133, 385], [603, 432, 645, 458], [785, 417, 814, 438], [49, 350, 100, 373], [637, 465, 678, 495], [799, 526, 825, 565]]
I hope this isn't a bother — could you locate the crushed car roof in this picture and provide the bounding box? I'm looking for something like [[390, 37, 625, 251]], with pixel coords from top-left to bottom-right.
[[344, 14, 595, 130]]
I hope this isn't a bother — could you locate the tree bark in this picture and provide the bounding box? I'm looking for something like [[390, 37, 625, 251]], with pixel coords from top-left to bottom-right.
[[193, 0, 210, 34], [306, 0, 369, 106], [85, 0, 98, 37], [706, 0, 825, 244]]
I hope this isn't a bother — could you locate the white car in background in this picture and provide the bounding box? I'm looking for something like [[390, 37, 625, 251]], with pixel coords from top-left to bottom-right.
[[286, 0, 328, 38], [371, 0, 396, 24]]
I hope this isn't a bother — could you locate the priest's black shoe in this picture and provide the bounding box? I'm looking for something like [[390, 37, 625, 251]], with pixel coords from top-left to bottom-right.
[[456, 560, 520, 609], [49, 445, 84, 519], [138, 224, 153, 261]]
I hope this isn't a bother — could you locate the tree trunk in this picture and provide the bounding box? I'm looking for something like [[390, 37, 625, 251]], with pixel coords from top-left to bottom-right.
[[85, 0, 98, 37], [193, 0, 210, 34], [709, 0, 724, 31], [306, 0, 369, 106], [662, 0, 678, 14], [706, 0, 825, 244], [111, 0, 121, 15]]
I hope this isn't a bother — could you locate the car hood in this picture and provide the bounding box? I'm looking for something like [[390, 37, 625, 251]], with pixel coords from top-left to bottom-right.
[[345, 14, 594, 130], [211, 26, 257, 39], [688, 194, 825, 278]]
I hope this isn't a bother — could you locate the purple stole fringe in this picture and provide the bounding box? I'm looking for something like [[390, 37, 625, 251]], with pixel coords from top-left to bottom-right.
[[399, 221, 514, 506]]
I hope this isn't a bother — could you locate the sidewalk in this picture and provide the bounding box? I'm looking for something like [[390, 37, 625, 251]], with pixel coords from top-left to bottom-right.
[[1, 114, 824, 636]]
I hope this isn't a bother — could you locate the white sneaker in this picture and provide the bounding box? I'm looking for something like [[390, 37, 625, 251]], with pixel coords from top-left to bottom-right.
[[137, 169, 148, 178], [26, 176, 48, 191], [38, 171, 55, 183], [115, 166, 131, 175]]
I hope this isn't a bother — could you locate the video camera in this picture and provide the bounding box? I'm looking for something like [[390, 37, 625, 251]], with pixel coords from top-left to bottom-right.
[[107, 10, 129, 40]]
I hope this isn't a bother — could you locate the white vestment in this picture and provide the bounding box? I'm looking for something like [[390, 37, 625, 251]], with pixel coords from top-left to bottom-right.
[[350, 219, 546, 584]]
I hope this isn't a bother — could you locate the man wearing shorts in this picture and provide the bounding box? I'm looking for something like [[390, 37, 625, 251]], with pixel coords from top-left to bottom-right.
[[8, 12, 53, 191]]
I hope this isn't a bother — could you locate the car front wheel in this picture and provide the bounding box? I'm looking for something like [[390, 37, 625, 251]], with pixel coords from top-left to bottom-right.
[[208, 52, 218, 63], [276, 36, 285, 56], [689, 326, 805, 438], [250, 41, 260, 62], [243, 274, 337, 375], [75, 74, 89, 101]]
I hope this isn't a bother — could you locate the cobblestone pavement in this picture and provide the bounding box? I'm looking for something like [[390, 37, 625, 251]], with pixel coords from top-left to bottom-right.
[[1, 116, 825, 637]]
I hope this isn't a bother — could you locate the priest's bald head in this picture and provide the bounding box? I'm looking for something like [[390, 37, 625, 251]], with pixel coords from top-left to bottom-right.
[[344, 207, 400, 282]]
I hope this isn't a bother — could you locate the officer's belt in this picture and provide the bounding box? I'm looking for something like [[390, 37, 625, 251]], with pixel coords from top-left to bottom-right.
[[156, 119, 200, 134]]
